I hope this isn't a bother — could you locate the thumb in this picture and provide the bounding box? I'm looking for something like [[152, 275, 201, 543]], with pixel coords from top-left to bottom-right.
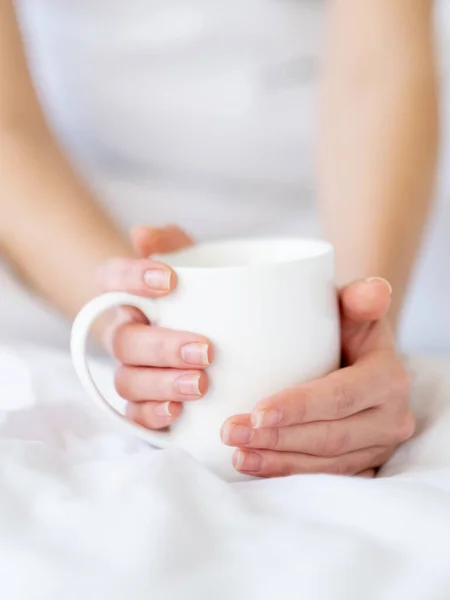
[[340, 278, 392, 326], [130, 225, 194, 258], [340, 278, 394, 360]]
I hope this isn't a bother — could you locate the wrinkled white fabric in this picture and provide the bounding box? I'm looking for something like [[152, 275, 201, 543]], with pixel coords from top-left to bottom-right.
[[1, 345, 450, 599]]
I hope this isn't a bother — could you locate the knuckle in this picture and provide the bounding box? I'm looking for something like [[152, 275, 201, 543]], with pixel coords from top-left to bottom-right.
[[318, 424, 350, 457], [150, 335, 168, 362], [265, 428, 281, 451], [128, 403, 158, 430], [124, 307, 148, 325], [332, 380, 358, 417], [110, 324, 128, 361], [262, 454, 295, 478], [278, 456, 296, 478], [140, 404, 165, 429], [114, 366, 133, 400], [294, 390, 309, 423]]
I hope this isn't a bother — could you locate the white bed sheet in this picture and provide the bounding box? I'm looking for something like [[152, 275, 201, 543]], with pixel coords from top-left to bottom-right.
[[1, 344, 450, 600]]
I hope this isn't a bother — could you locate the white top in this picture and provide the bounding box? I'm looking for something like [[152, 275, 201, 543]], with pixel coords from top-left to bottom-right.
[[3, 0, 450, 352]]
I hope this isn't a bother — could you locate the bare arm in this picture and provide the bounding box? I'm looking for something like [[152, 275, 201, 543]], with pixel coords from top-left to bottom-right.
[[0, 0, 134, 319], [319, 0, 439, 327]]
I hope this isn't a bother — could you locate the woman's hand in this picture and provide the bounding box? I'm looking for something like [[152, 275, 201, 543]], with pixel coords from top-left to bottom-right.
[[221, 278, 415, 478], [98, 225, 214, 430]]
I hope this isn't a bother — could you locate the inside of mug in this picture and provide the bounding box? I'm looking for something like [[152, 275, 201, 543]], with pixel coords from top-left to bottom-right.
[[154, 238, 332, 269]]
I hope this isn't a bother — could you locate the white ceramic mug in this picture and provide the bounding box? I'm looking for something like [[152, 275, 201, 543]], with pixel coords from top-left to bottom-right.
[[71, 237, 340, 481]]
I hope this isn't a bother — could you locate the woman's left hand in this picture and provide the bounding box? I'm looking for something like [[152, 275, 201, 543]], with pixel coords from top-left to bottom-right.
[[221, 278, 416, 478]]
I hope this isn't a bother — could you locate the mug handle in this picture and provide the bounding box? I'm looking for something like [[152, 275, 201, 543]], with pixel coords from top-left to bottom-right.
[[71, 292, 174, 447]]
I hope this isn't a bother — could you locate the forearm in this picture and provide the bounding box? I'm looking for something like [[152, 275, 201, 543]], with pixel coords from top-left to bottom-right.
[[319, 0, 439, 327], [0, 127, 134, 318], [0, 0, 134, 320]]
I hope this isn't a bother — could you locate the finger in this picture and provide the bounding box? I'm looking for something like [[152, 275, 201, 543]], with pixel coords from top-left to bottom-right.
[[111, 324, 213, 368], [97, 258, 176, 297], [232, 446, 392, 478], [340, 279, 395, 361], [222, 408, 414, 456], [127, 400, 183, 430], [101, 306, 148, 354], [357, 469, 376, 478], [252, 352, 409, 427], [340, 278, 392, 326], [115, 366, 208, 402], [130, 225, 194, 258]]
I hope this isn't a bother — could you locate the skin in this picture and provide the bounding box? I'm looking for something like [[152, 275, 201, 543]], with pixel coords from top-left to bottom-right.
[[102, 228, 413, 479], [0, 0, 135, 327], [0, 0, 438, 477], [319, 0, 438, 327]]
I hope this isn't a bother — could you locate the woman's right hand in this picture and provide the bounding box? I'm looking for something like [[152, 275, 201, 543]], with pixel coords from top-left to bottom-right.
[[97, 225, 213, 430]]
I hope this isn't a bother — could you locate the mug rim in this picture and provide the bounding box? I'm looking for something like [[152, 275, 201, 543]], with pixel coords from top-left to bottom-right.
[[152, 236, 334, 271]]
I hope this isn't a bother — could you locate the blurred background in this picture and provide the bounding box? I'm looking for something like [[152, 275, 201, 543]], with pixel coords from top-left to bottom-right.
[[2, 0, 449, 352]]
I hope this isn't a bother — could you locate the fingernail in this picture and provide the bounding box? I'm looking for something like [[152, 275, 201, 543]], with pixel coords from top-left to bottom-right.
[[234, 450, 262, 472], [155, 401, 173, 418], [251, 409, 282, 429], [365, 277, 392, 295], [222, 424, 252, 446], [175, 373, 201, 396], [181, 343, 210, 366], [144, 269, 171, 291]]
